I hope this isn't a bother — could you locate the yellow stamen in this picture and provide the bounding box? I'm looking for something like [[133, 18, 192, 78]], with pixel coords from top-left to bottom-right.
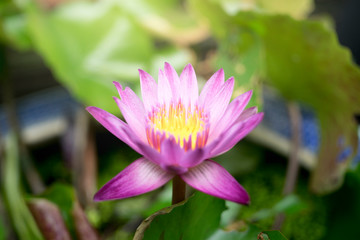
[[146, 102, 209, 151]]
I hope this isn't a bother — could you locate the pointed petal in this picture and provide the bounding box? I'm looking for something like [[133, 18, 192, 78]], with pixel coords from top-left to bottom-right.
[[238, 106, 258, 121], [113, 82, 145, 117], [113, 97, 147, 142], [179, 64, 198, 107], [164, 62, 180, 101], [86, 107, 143, 154], [139, 69, 158, 111], [210, 113, 264, 156], [208, 90, 253, 143], [181, 160, 250, 204], [199, 68, 224, 106], [94, 158, 174, 201], [206, 77, 234, 127], [157, 69, 173, 105]]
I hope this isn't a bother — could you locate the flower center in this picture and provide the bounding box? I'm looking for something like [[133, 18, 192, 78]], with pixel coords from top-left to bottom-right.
[[146, 101, 209, 151]]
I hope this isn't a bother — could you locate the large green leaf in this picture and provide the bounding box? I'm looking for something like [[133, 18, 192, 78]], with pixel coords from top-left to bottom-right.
[[2, 0, 195, 113], [212, 0, 313, 19], [24, 0, 154, 112], [256, 14, 360, 193], [134, 192, 226, 240], [214, 29, 263, 109], [190, 0, 360, 193]]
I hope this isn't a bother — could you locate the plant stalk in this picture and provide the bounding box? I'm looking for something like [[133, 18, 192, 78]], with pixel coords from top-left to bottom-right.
[[172, 175, 186, 205], [273, 102, 301, 230]]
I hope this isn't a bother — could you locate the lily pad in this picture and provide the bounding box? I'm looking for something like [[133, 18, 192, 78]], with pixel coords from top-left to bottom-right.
[[134, 192, 226, 240]]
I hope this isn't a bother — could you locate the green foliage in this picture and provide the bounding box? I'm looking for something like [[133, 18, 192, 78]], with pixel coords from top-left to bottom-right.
[[24, 0, 153, 113], [322, 165, 360, 239], [34, 183, 76, 237], [136, 192, 226, 240], [215, 31, 263, 109], [259, 230, 288, 240], [190, 0, 360, 194], [208, 225, 261, 240], [3, 0, 193, 114], [214, 140, 264, 176], [239, 160, 327, 240], [1, 135, 43, 240], [1, 14, 31, 49], [37, 183, 75, 214], [251, 195, 307, 222], [1, 0, 360, 238], [0, 214, 6, 240], [258, 14, 360, 193]]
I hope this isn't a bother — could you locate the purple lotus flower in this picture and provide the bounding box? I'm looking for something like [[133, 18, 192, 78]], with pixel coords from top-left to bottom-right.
[[87, 63, 263, 204]]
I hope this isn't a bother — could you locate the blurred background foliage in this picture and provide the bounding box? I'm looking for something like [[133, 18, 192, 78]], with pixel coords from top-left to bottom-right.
[[0, 0, 360, 239]]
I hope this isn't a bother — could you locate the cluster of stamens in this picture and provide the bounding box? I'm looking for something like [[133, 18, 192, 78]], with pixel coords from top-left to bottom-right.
[[146, 101, 209, 151]]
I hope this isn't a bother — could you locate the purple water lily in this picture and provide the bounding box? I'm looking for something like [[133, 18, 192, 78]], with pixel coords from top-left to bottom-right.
[[87, 63, 263, 204]]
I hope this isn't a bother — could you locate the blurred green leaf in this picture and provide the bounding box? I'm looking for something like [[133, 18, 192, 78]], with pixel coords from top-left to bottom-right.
[[2, 14, 31, 49], [215, 30, 263, 109], [220, 201, 242, 227], [119, 0, 208, 45], [4, 0, 195, 114], [322, 165, 360, 239], [0, 216, 6, 240], [272, 195, 307, 214], [37, 183, 75, 213], [208, 224, 261, 240], [210, 0, 313, 19], [255, 14, 360, 193], [24, 0, 154, 112], [191, 0, 360, 193], [1, 135, 43, 240], [134, 192, 226, 240], [251, 195, 306, 222], [258, 231, 288, 240], [214, 132, 263, 177]]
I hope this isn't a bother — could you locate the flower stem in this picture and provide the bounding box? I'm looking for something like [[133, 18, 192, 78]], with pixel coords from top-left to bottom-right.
[[172, 175, 186, 205]]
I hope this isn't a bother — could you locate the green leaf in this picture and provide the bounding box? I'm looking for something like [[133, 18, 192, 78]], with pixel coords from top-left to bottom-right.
[[0, 208, 7, 240], [120, 0, 208, 45], [215, 30, 263, 109], [134, 192, 226, 240], [322, 165, 360, 239], [24, 0, 154, 113], [258, 231, 288, 240], [208, 224, 261, 240], [251, 195, 306, 222], [36, 183, 75, 214], [209, 0, 313, 19], [191, 0, 360, 193], [11, 0, 194, 114], [254, 14, 360, 193], [1, 134, 43, 240]]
